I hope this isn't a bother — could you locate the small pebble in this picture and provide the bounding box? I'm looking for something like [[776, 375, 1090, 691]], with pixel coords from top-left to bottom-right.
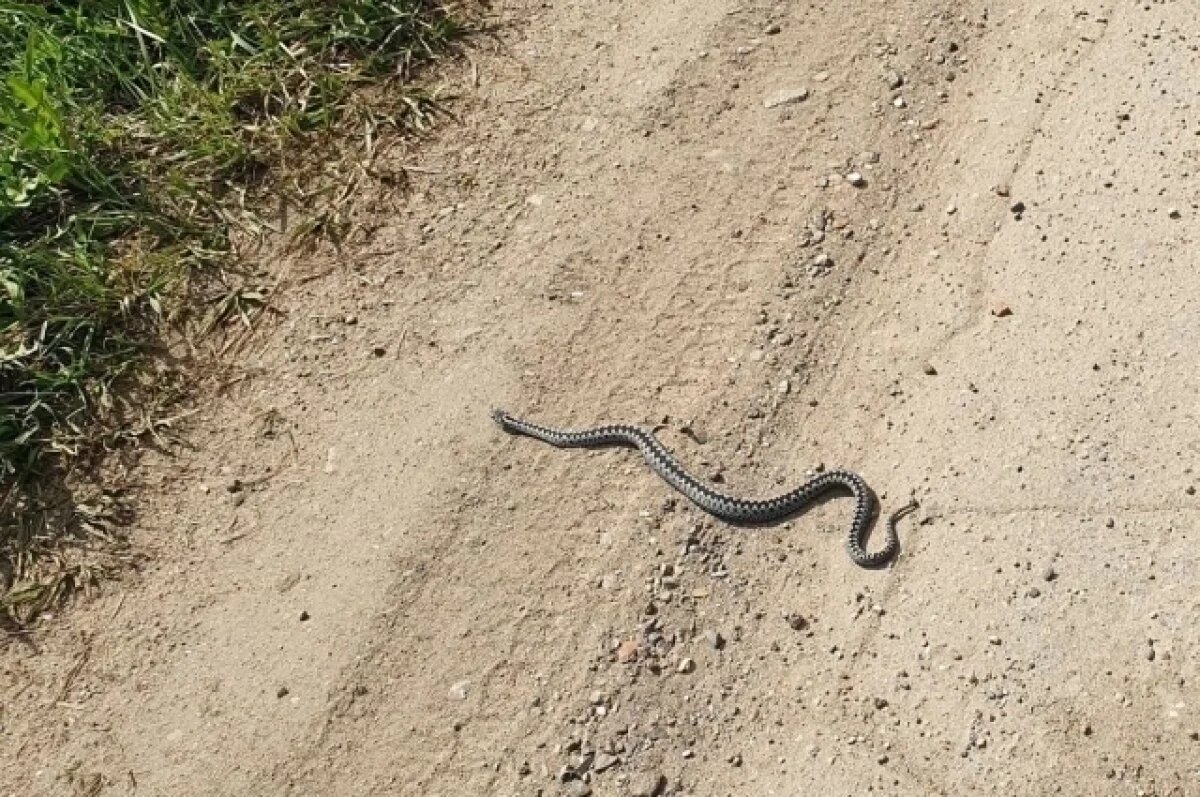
[[923, 363, 938, 376], [629, 773, 667, 797], [886, 70, 904, 89], [991, 304, 1013, 318], [1010, 201, 1026, 214], [845, 172, 867, 187], [565, 781, 592, 797], [764, 22, 781, 35], [1042, 565, 1058, 582], [593, 753, 619, 773], [763, 87, 809, 108], [449, 680, 471, 700], [678, 657, 696, 674]]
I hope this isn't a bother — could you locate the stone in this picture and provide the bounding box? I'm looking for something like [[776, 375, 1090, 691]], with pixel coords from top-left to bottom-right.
[[593, 753, 620, 773], [763, 87, 809, 108], [628, 773, 667, 797]]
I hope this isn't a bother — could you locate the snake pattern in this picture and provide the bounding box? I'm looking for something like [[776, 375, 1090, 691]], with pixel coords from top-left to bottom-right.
[[491, 409, 917, 568]]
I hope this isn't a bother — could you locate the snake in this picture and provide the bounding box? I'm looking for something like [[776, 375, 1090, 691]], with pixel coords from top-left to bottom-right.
[[491, 409, 918, 568]]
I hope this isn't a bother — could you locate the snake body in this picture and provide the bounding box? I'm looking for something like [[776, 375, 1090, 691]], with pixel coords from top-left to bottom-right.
[[491, 409, 917, 568]]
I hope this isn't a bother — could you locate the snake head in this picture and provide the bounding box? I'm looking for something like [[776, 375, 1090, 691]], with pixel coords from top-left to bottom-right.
[[489, 407, 511, 427]]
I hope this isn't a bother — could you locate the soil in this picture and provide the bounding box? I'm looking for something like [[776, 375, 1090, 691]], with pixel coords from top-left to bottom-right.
[[4, 1, 1200, 795]]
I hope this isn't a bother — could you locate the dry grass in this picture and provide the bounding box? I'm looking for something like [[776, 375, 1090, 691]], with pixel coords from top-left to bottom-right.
[[0, 0, 467, 626]]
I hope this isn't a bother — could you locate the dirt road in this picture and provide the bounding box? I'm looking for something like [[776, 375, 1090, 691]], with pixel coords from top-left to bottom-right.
[[4, 1, 1200, 794]]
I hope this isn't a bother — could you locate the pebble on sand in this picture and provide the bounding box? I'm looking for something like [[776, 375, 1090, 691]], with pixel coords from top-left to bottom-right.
[[763, 87, 809, 108], [617, 638, 640, 663], [629, 773, 667, 797]]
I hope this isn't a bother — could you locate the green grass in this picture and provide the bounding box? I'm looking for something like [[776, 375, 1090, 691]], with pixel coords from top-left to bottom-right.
[[0, 0, 462, 623]]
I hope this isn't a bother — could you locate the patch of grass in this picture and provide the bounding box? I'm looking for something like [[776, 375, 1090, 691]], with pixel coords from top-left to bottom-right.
[[0, 0, 463, 624]]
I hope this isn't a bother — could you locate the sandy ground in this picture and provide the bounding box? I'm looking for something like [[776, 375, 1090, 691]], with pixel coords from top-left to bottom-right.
[[4, 1, 1200, 795]]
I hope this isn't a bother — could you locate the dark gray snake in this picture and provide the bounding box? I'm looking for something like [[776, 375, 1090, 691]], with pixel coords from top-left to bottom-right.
[[491, 409, 918, 568]]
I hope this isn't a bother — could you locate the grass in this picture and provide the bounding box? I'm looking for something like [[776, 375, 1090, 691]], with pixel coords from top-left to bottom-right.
[[0, 0, 463, 625]]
